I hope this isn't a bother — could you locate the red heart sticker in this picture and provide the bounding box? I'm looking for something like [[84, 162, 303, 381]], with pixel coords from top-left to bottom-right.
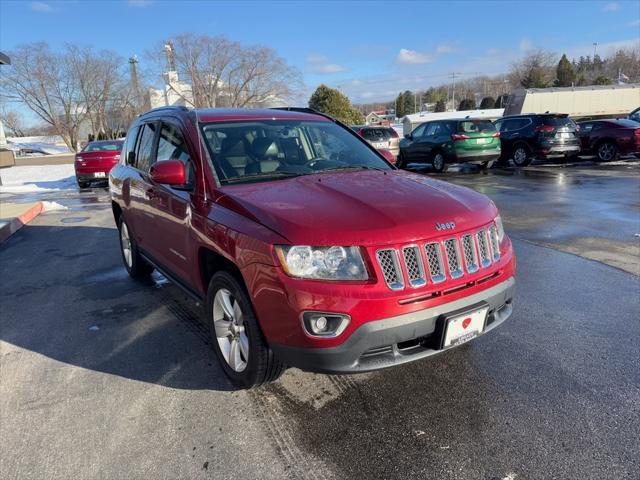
[[462, 317, 471, 329]]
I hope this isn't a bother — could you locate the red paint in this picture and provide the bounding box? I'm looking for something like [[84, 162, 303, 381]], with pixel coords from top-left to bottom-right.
[[74, 140, 123, 179], [150, 160, 186, 185], [109, 107, 516, 352], [577, 119, 640, 156]]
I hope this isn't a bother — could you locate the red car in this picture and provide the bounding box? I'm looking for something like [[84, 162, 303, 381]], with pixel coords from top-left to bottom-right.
[[109, 106, 516, 388], [75, 140, 124, 188], [576, 119, 640, 161]]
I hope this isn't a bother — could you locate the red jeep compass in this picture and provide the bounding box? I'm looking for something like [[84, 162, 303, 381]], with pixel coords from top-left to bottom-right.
[[109, 106, 516, 388]]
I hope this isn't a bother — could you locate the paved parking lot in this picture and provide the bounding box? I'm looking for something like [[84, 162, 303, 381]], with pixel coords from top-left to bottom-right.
[[1, 160, 639, 479]]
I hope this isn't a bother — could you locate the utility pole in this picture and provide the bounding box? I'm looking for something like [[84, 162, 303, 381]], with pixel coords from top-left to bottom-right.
[[593, 42, 598, 59], [450, 72, 459, 111]]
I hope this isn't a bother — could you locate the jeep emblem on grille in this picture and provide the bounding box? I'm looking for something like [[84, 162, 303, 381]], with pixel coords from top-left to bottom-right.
[[435, 222, 455, 231]]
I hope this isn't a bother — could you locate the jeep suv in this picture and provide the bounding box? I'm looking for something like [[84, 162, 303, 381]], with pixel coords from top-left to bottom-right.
[[110, 106, 516, 388], [494, 113, 580, 166]]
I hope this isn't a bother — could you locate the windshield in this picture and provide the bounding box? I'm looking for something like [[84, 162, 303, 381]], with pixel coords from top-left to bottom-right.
[[83, 141, 123, 152], [201, 119, 392, 184]]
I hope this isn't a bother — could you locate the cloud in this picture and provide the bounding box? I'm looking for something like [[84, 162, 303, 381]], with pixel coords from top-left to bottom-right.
[[128, 0, 153, 7], [29, 1, 52, 12], [436, 42, 457, 54], [396, 48, 435, 65], [628, 18, 640, 27], [519, 38, 533, 52], [307, 53, 347, 74], [602, 2, 620, 12]]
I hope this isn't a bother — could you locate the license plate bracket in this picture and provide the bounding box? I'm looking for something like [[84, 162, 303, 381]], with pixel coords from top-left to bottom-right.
[[436, 303, 489, 349]]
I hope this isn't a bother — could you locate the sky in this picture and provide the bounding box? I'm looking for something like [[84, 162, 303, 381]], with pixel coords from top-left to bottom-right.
[[1, 0, 639, 111]]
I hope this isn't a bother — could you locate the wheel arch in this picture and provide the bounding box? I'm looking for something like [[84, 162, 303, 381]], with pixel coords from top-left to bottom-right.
[[111, 201, 122, 225], [199, 247, 246, 295]]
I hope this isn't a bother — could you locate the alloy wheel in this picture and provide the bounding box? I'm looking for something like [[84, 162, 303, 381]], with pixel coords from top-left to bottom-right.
[[513, 147, 528, 166], [120, 222, 132, 268], [213, 288, 249, 372], [598, 143, 616, 161], [433, 153, 444, 171]]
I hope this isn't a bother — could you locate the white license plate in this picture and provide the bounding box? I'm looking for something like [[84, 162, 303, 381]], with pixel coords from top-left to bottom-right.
[[557, 132, 572, 139], [373, 142, 387, 149], [442, 307, 488, 348], [94, 172, 106, 178], [476, 138, 487, 144]]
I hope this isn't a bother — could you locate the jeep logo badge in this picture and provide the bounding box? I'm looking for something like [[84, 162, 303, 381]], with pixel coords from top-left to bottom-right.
[[435, 222, 455, 231]]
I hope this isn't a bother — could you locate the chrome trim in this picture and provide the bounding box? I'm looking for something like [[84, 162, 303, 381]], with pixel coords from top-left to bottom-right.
[[443, 238, 464, 279], [402, 245, 427, 288], [461, 234, 479, 274], [488, 225, 501, 262], [424, 242, 446, 284], [476, 230, 492, 268], [376, 248, 404, 290]]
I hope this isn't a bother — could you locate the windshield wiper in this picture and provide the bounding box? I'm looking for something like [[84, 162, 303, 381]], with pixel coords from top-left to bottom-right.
[[320, 165, 388, 173], [221, 171, 305, 184]]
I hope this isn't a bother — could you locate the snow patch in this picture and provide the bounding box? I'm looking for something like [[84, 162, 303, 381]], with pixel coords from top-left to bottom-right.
[[0, 164, 76, 193], [41, 201, 68, 212]]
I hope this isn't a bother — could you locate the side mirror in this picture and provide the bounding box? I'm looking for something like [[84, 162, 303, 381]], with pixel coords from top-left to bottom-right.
[[378, 149, 395, 163], [150, 159, 186, 186], [404, 133, 413, 140]]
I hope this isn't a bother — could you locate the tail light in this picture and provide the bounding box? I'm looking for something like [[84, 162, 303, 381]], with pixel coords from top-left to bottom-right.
[[75, 154, 83, 162], [535, 125, 555, 133], [635, 128, 640, 137], [492, 132, 501, 138], [451, 133, 469, 140]]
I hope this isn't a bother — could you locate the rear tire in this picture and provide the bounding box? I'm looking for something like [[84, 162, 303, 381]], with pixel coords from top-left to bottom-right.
[[396, 152, 406, 169], [206, 271, 285, 389], [511, 144, 532, 167], [431, 151, 447, 173], [118, 217, 154, 279], [596, 142, 619, 162], [480, 160, 495, 171]]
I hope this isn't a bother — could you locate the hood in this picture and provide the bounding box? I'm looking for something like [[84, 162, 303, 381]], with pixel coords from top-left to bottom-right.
[[217, 170, 497, 246]]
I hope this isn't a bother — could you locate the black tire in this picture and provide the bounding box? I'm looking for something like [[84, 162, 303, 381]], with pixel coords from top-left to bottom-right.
[[118, 216, 154, 279], [206, 271, 285, 389], [596, 141, 619, 162], [431, 151, 448, 173], [77, 180, 90, 189], [396, 152, 406, 169], [480, 160, 495, 171], [511, 143, 532, 167]]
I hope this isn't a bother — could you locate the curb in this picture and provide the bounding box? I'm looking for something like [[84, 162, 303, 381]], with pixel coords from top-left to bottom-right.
[[0, 202, 44, 243]]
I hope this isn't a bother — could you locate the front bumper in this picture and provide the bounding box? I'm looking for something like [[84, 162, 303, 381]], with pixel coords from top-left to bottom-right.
[[271, 276, 515, 373]]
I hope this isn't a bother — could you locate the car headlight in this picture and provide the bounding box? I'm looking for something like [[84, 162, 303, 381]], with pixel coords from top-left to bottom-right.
[[275, 245, 368, 280], [495, 215, 505, 242]]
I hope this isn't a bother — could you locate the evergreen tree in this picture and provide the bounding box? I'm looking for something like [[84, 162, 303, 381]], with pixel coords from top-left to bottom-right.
[[308, 84, 363, 125], [594, 75, 613, 85], [554, 54, 576, 87], [434, 99, 446, 112], [480, 96, 496, 109], [458, 98, 476, 110]]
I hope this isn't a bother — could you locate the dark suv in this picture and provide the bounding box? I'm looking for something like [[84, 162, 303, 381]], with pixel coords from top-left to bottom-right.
[[109, 106, 515, 388], [494, 113, 580, 167]]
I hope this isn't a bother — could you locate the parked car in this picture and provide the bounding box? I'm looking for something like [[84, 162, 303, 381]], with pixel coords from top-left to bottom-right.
[[494, 113, 580, 167], [576, 119, 640, 161], [110, 106, 516, 388], [397, 118, 501, 172], [628, 107, 640, 123], [75, 140, 124, 188], [356, 126, 400, 159]]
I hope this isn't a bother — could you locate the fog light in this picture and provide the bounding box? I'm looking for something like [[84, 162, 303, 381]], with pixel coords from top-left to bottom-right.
[[302, 312, 350, 338]]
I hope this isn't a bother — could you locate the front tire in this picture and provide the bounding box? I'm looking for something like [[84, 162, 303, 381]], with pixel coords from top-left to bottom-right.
[[597, 142, 619, 162], [206, 271, 285, 389], [512, 144, 532, 167], [118, 217, 153, 279], [431, 151, 447, 173]]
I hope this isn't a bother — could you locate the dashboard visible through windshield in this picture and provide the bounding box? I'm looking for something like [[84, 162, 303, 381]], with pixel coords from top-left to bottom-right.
[[200, 119, 392, 184]]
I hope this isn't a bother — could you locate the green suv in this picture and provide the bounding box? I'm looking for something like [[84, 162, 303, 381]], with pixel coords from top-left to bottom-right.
[[397, 119, 501, 172]]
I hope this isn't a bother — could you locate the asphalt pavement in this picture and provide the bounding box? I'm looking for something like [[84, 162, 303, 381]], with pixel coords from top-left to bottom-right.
[[1, 161, 639, 480]]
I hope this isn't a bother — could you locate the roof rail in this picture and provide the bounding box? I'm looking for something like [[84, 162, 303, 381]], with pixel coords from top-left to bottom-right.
[[142, 105, 191, 116], [270, 106, 338, 123]]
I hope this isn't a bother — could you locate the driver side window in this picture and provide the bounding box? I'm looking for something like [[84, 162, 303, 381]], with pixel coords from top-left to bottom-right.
[[411, 124, 427, 138]]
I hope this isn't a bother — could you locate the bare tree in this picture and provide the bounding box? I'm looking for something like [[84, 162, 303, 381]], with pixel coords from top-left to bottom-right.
[[509, 49, 557, 88], [148, 33, 302, 108], [0, 107, 26, 136]]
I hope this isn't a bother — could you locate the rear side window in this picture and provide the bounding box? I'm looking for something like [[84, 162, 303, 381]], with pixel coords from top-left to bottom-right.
[[458, 120, 496, 133], [135, 123, 158, 172], [412, 123, 427, 138]]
